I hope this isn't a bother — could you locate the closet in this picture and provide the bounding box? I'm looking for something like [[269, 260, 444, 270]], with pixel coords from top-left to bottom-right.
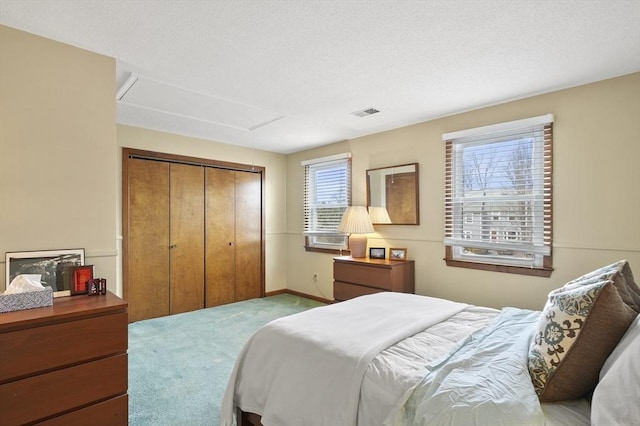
[[123, 149, 264, 323]]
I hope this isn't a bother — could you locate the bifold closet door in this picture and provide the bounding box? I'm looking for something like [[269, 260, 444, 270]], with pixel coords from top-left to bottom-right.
[[205, 168, 262, 307], [126, 149, 263, 321], [169, 163, 205, 315], [204, 168, 235, 307], [234, 171, 262, 301], [127, 158, 170, 323]]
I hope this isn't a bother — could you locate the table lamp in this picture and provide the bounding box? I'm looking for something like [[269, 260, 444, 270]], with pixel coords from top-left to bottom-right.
[[338, 206, 374, 258]]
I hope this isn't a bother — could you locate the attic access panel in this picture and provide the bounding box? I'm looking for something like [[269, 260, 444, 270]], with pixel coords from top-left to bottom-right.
[[117, 74, 283, 131]]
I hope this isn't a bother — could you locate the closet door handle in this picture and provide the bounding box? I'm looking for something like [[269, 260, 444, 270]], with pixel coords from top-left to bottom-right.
[[228, 242, 235, 246], [169, 244, 177, 249]]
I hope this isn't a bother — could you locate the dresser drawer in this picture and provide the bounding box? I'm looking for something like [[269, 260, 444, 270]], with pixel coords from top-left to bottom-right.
[[37, 394, 128, 426], [0, 354, 127, 426], [0, 312, 127, 382], [334, 262, 393, 290], [334, 281, 384, 301]]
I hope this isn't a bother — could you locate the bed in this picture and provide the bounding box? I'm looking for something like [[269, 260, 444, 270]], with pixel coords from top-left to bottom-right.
[[221, 260, 640, 426]]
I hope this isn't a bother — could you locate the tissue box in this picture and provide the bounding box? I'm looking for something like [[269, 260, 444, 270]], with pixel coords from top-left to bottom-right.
[[0, 286, 54, 313]]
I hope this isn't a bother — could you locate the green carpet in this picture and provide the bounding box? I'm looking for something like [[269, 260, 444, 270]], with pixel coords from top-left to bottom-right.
[[128, 294, 325, 425]]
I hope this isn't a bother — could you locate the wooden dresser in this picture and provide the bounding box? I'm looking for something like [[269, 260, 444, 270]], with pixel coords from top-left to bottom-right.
[[0, 292, 128, 426], [333, 256, 415, 301]]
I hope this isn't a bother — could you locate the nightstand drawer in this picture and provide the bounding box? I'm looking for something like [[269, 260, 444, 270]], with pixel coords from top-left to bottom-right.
[[0, 354, 127, 425], [334, 281, 384, 301], [333, 256, 415, 302], [334, 262, 393, 290], [0, 312, 127, 382], [37, 394, 128, 426]]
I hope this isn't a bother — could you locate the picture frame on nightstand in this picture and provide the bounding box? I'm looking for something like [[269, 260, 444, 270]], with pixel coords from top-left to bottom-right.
[[389, 248, 408, 260], [369, 247, 386, 259], [5, 248, 85, 298], [70, 265, 94, 295]]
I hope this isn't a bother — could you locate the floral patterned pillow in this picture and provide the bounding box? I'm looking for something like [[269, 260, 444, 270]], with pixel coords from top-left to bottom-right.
[[529, 269, 637, 402]]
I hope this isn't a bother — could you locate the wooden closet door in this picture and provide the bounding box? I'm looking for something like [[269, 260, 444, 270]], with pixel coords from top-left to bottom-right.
[[169, 163, 205, 315], [234, 171, 262, 301], [127, 158, 170, 322], [204, 168, 236, 307]]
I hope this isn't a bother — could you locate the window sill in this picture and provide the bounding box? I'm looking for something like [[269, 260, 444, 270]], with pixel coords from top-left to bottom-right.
[[444, 258, 553, 277], [305, 246, 350, 255]]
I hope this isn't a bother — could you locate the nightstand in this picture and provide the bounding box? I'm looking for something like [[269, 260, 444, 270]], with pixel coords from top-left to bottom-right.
[[333, 256, 415, 302]]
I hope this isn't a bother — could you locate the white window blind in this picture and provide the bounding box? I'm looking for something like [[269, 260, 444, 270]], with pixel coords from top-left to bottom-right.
[[443, 114, 553, 268], [303, 153, 351, 249]]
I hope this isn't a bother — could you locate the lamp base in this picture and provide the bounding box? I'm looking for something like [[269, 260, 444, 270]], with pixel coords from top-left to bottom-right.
[[349, 234, 368, 258]]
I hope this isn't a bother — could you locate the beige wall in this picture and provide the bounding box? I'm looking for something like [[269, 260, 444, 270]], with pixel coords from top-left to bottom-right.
[[0, 26, 117, 293], [286, 73, 640, 310], [116, 125, 289, 295]]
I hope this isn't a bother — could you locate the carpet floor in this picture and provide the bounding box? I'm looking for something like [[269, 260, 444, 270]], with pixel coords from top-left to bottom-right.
[[128, 294, 325, 425]]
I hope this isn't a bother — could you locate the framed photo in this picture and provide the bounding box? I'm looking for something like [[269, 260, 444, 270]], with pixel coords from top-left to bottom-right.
[[5, 249, 85, 297], [389, 248, 408, 260], [71, 265, 94, 295], [369, 247, 386, 259], [88, 278, 107, 296]]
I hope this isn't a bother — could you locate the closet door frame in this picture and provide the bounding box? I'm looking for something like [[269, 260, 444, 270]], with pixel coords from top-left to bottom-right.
[[122, 148, 265, 319]]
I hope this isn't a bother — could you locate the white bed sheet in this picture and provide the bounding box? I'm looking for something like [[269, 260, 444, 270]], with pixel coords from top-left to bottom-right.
[[542, 399, 591, 426]]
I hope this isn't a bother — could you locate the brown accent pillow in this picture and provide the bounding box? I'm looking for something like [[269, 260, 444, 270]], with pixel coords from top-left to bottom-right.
[[529, 263, 638, 402], [562, 260, 640, 312]]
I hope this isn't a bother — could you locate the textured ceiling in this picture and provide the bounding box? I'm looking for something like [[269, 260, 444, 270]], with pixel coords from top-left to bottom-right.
[[1, 0, 639, 154]]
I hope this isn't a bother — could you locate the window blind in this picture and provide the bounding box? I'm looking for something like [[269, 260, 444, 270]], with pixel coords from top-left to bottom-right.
[[444, 115, 553, 264], [303, 154, 351, 237]]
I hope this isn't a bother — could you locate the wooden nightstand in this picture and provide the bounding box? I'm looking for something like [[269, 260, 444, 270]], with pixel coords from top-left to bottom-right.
[[333, 256, 415, 302]]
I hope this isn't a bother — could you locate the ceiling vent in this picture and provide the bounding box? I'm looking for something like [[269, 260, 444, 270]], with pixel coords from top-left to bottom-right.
[[352, 108, 380, 117]]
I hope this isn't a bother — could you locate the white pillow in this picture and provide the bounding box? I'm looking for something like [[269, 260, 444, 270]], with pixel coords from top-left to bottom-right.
[[591, 314, 640, 425]]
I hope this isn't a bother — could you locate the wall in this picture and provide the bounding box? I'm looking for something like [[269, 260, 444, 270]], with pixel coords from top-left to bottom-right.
[[117, 125, 288, 294], [0, 26, 117, 293], [286, 73, 640, 310]]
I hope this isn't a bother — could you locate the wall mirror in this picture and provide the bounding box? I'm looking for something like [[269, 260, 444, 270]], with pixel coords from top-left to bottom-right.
[[366, 163, 419, 225]]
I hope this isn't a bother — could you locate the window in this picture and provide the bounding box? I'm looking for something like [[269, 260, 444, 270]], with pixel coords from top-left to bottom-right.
[[443, 114, 553, 277], [303, 153, 352, 252]]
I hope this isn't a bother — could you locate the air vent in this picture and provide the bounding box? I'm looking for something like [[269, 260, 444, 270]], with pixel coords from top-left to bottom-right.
[[352, 108, 380, 117]]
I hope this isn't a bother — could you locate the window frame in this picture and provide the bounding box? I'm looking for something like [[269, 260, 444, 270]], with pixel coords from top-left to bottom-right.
[[302, 153, 352, 253], [443, 115, 554, 277]]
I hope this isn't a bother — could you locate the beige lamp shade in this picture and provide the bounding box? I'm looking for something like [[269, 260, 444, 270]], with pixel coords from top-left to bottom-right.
[[338, 206, 374, 258], [368, 206, 392, 224]]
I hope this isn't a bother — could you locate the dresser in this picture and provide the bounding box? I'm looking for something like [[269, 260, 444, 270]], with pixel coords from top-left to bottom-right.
[[333, 256, 415, 301], [0, 292, 128, 426]]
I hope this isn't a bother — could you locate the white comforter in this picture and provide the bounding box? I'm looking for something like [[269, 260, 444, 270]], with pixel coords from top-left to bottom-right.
[[359, 306, 499, 425], [220, 292, 469, 426], [385, 308, 545, 426]]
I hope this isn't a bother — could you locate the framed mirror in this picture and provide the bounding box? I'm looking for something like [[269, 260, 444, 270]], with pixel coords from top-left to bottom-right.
[[366, 163, 419, 225]]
